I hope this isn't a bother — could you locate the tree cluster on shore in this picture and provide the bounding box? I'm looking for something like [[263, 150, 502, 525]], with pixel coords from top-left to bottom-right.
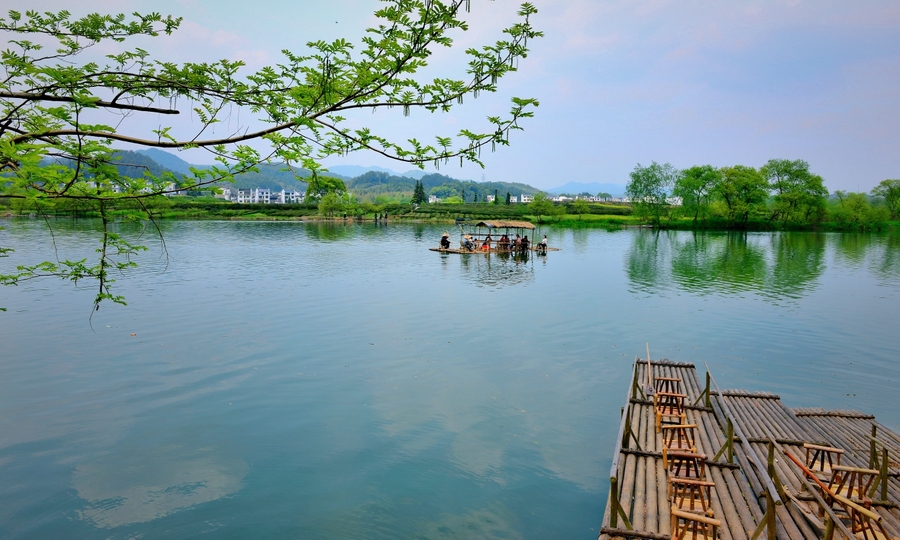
[[626, 160, 899, 230]]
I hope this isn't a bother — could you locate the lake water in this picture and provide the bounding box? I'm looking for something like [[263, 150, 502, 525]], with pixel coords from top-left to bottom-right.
[[1, 220, 898, 539]]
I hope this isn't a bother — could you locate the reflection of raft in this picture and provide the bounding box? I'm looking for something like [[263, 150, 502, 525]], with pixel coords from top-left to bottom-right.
[[431, 220, 560, 255]]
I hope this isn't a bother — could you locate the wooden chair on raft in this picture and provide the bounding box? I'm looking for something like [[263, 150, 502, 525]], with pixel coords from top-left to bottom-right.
[[654, 376, 682, 396], [654, 391, 687, 432], [666, 450, 708, 481], [669, 477, 717, 517], [671, 506, 721, 540], [804, 442, 844, 480], [817, 465, 897, 540]]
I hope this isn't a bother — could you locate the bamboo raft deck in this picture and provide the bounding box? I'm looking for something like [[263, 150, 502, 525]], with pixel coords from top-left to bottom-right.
[[599, 358, 900, 540]]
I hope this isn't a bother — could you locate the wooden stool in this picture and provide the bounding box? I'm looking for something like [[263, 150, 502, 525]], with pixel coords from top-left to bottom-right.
[[671, 506, 721, 540], [662, 424, 698, 453], [654, 376, 682, 395], [654, 391, 687, 432], [667, 450, 707, 480], [828, 465, 879, 502], [804, 442, 843, 479], [669, 477, 716, 516]]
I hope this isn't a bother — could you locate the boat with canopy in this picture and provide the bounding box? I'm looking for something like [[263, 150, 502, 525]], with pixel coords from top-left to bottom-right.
[[429, 220, 558, 254]]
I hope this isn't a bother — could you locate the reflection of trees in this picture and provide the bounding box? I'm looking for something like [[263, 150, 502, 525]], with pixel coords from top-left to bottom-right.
[[671, 232, 767, 294], [766, 233, 825, 298], [629, 230, 825, 300], [626, 230, 670, 292], [869, 233, 900, 283], [304, 222, 353, 242], [832, 232, 874, 268], [570, 228, 590, 254], [459, 252, 534, 289]]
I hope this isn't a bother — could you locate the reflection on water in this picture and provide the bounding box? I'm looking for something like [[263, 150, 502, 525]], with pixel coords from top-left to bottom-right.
[[74, 446, 247, 528], [2, 220, 899, 539], [628, 230, 826, 300], [455, 251, 535, 288]]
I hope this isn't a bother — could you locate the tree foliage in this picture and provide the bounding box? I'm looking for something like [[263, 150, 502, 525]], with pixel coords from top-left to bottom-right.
[[0, 2, 542, 309], [763, 159, 828, 226], [527, 192, 556, 223], [871, 179, 900, 219], [831, 191, 889, 230], [410, 180, 427, 204], [572, 198, 589, 219], [626, 161, 678, 226], [714, 165, 769, 227], [673, 165, 720, 225]]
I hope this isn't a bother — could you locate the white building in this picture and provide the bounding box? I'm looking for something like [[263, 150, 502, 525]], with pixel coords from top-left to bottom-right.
[[509, 196, 518, 203], [486, 194, 495, 203], [428, 195, 441, 203], [520, 194, 533, 203]]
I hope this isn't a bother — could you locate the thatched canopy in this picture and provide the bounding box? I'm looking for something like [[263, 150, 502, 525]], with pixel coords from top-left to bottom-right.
[[474, 220, 535, 230]]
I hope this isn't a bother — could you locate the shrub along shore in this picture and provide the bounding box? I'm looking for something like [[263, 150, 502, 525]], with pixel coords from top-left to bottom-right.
[[2, 196, 896, 232]]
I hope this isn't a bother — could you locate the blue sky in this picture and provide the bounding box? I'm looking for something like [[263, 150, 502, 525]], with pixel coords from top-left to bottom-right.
[[7, 0, 900, 191]]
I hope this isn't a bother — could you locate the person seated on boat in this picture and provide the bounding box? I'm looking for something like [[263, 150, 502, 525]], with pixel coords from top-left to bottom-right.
[[539, 235, 548, 253], [481, 234, 492, 251], [440, 233, 451, 249], [462, 235, 475, 251], [521, 235, 530, 250], [498, 234, 509, 251], [514, 234, 521, 251]]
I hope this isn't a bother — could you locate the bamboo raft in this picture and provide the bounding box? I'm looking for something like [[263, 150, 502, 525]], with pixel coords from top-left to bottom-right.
[[428, 246, 560, 254], [599, 357, 900, 540]]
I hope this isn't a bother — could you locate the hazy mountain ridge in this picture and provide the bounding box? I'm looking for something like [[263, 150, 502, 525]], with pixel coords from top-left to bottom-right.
[[130, 150, 543, 199]]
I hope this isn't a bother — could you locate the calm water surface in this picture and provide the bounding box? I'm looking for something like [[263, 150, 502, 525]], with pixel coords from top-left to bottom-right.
[[1, 220, 898, 539]]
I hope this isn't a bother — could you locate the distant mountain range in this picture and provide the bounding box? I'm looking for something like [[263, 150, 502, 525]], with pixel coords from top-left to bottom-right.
[[130, 150, 540, 201], [546, 181, 625, 197]]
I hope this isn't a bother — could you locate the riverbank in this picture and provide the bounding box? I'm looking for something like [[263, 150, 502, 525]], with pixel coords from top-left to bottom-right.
[[3, 199, 896, 231]]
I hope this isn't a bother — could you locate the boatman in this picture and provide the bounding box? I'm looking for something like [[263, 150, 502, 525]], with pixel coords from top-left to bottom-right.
[[440, 233, 451, 250]]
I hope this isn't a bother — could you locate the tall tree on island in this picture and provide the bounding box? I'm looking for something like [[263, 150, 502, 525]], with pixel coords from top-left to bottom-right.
[[0, 3, 542, 309]]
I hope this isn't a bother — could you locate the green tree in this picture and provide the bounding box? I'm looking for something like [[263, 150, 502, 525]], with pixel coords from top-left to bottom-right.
[[505, 192, 511, 205], [763, 159, 828, 226], [0, 2, 542, 309], [528, 192, 557, 223], [305, 175, 347, 201], [830, 191, 889, 230], [572, 198, 590, 220], [673, 165, 720, 225], [493, 188, 499, 205], [411, 180, 427, 204], [626, 161, 679, 226], [318, 192, 344, 217], [871, 179, 900, 219], [714, 165, 769, 227], [597, 192, 611, 200]]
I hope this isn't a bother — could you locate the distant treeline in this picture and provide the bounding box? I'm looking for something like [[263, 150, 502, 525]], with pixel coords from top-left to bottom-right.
[[626, 160, 899, 230]]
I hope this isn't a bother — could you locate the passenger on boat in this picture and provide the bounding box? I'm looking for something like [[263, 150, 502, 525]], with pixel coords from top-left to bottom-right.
[[482, 234, 492, 251], [498, 235, 509, 251], [539, 235, 548, 254], [462, 235, 475, 251], [522, 235, 530, 250], [514, 234, 522, 251], [440, 233, 451, 249]]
